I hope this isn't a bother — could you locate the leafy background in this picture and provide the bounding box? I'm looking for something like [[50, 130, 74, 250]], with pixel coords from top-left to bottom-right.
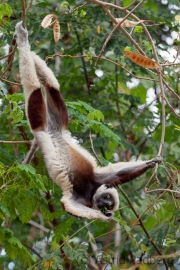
[[0, 0, 180, 269]]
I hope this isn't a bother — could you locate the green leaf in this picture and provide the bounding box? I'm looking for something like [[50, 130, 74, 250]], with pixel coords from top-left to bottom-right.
[[7, 93, 25, 103], [54, 217, 75, 242], [16, 162, 36, 175], [122, 0, 132, 7], [40, 204, 52, 220], [52, 261, 64, 269], [0, 4, 12, 18], [165, 239, 176, 246], [15, 196, 35, 223], [144, 216, 157, 230], [0, 202, 10, 217], [61, 1, 69, 8], [87, 110, 104, 121], [134, 26, 143, 33], [0, 226, 13, 237], [2, 102, 11, 114], [124, 225, 130, 232], [8, 236, 23, 249], [30, 174, 47, 192], [140, 244, 148, 253], [80, 10, 87, 18]]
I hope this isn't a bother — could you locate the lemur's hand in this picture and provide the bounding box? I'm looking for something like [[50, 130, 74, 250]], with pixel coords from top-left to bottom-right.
[[146, 156, 162, 168], [14, 21, 29, 48]]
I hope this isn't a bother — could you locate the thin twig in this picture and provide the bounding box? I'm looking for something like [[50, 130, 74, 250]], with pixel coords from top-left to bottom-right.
[[162, 62, 180, 66], [84, 221, 98, 257], [163, 79, 180, 101], [124, 0, 138, 9], [0, 44, 17, 79], [8, 112, 18, 154], [136, 123, 161, 161], [26, 0, 33, 12], [117, 186, 169, 270], [22, 139, 38, 164], [157, 71, 166, 157], [28, 220, 50, 233], [0, 77, 21, 86], [22, 242, 43, 259], [0, 184, 6, 191], [128, 97, 158, 129], [89, 132, 103, 166], [0, 50, 14, 61], [145, 170, 156, 191], [163, 95, 180, 119], [146, 188, 180, 195], [121, 65, 158, 81], [0, 140, 31, 144], [63, 2, 88, 15], [95, 0, 145, 65], [74, 28, 91, 94], [173, 45, 180, 63], [87, 0, 124, 11], [21, 0, 26, 26]]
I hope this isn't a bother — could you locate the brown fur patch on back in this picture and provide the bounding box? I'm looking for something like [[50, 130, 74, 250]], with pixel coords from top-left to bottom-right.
[[46, 85, 69, 129], [28, 88, 46, 130]]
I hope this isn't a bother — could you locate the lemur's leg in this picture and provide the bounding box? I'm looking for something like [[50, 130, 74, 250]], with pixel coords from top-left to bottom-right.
[[30, 52, 69, 131], [14, 22, 47, 132], [14, 22, 47, 164]]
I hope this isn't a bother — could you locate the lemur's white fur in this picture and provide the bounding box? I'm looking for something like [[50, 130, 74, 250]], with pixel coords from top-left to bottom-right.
[[14, 22, 162, 221]]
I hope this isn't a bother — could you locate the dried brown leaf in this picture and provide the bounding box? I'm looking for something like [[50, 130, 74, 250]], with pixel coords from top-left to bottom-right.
[[115, 18, 151, 27], [53, 20, 60, 43], [41, 14, 57, 28], [123, 51, 159, 69]]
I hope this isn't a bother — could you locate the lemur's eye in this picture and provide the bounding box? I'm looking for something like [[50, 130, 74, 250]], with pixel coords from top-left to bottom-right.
[[107, 195, 111, 199]]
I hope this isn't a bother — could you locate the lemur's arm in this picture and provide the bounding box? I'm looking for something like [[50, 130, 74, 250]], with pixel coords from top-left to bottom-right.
[[61, 195, 113, 221], [95, 156, 162, 186]]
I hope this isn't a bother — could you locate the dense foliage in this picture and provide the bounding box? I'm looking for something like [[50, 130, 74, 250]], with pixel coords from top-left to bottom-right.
[[0, 0, 180, 269]]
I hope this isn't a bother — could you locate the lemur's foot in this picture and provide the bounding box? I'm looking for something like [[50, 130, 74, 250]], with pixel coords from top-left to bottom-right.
[[14, 21, 29, 48]]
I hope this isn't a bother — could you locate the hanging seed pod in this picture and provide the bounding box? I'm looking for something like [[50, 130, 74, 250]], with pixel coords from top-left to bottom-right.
[[123, 51, 159, 69], [41, 14, 57, 28], [53, 19, 60, 42]]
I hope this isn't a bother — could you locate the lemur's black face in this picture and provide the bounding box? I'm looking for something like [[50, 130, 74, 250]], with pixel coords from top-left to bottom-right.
[[96, 193, 115, 211]]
